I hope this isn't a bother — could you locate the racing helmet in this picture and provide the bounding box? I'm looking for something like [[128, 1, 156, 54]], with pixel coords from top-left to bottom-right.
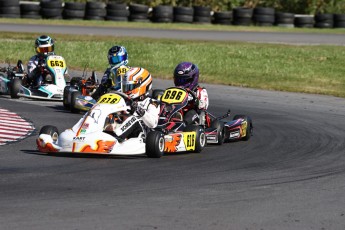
[[35, 35, 54, 56], [173, 62, 199, 91], [121, 67, 152, 99], [107, 45, 128, 68]]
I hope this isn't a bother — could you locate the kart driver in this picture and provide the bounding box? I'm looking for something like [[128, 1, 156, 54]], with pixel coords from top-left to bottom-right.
[[173, 62, 209, 125], [104, 67, 160, 142], [92, 45, 130, 100], [27, 35, 68, 87]]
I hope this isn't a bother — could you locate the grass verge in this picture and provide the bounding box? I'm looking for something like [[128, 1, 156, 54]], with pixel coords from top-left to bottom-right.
[[0, 32, 345, 98]]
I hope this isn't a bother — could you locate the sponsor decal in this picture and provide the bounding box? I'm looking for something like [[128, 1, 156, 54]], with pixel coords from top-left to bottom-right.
[[164, 134, 181, 152], [80, 129, 86, 134], [82, 123, 89, 129], [120, 116, 136, 132], [73, 136, 86, 142], [178, 70, 184, 75], [230, 131, 240, 139]]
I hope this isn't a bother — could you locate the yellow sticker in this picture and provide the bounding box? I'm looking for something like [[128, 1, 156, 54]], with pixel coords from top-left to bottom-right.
[[98, 93, 122, 104], [161, 88, 187, 104], [47, 57, 66, 69], [241, 121, 248, 137], [116, 66, 129, 76], [183, 131, 196, 151]]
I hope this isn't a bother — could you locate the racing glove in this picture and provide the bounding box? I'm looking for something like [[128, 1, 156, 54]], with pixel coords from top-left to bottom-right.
[[136, 106, 146, 117]]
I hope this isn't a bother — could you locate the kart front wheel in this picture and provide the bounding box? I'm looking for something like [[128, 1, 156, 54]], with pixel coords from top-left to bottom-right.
[[39, 125, 59, 142], [146, 131, 165, 158], [184, 125, 206, 153], [233, 114, 253, 141], [10, 78, 21, 99], [63, 86, 70, 109], [210, 120, 225, 145], [70, 91, 81, 113]]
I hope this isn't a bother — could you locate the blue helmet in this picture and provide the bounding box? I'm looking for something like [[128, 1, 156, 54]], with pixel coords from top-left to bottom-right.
[[173, 62, 199, 91], [35, 35, 54, 56], [107, 46, 128, 68]]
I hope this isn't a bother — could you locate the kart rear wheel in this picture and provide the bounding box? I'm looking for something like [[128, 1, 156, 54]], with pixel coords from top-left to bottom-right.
[[233, 114, 253, 141], [146, 131, 165, 158], [39, 125, 59, 142], [70, 91, 81, 113], [184, 125, 206, 153], [10, 78, 21, 99], [210, 120, 225, 145]]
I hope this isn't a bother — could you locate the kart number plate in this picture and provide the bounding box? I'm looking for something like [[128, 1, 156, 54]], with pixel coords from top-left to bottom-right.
[[161, 88, 187, 104], [183, 132, 196, 151], [98, 94, 122, 104], [47, 57, 66, 69]]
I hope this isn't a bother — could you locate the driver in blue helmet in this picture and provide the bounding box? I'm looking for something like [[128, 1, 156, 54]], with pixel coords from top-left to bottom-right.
[[92, 45, 130, 100]]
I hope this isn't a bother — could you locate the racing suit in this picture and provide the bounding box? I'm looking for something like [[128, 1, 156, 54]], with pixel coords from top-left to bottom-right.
[[27, 54, 49, 87], [184, 86, 209, 125], [109, 97, 160, 141]]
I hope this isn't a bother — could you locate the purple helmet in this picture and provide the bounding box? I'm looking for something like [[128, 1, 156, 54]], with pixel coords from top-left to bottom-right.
[[173, 62, 199, 90]]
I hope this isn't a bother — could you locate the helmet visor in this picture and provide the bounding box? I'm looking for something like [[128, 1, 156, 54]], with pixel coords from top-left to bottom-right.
[[121, 80, 139, 94], [174, 75, 193, 86], [109, 54, 127, 65], [36, 46, 53, 54]]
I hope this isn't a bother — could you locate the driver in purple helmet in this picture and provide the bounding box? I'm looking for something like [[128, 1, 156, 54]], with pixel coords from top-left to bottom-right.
[[173, 62, 209, 125]]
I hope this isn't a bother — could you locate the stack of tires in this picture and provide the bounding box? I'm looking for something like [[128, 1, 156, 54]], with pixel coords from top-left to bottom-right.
[[275, 12, 295, 27], [0, 0, 21, 18], [63, 2, 85, 20], [193, 6, 211, 24], [253, 7, 275, 26], [106, 2, 129, 21], [129, 4, 149, 22], [173, 6, 193, 23], [314, 13, 333, 28], [233, 7, 253, 26], [20, 3, 41, 19], [151, 5, 173, 23], [213, 11, 232, 25], [85, 1, 106, 20], [294, 15, 314, 28], [40, 0, 63, 19], [334, 14, 345, 28]]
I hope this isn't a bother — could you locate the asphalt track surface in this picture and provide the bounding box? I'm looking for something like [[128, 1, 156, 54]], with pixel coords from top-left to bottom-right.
[[1, 25, 345, 229], [0, 22, 345, 45]]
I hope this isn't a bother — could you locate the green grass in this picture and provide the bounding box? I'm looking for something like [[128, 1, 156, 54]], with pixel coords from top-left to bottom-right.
[[1, 32, 345, 98]]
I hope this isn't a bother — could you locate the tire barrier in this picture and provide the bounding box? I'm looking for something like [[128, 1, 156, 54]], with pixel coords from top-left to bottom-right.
[[173, 6, 193, 23], [20, 3, 41, 19], [85, 1, 106, 21], [40, 0, 63, 19], [275, 12, 295, 28], [294, 16, 314, 28], [193, 6, 211, 24], [253, 7, 275, 26], [106, 2, 129, 21], [233, 7, 253, 26], [314, 13, 334, 28], [129, 3, 149, 22], [213, 11, 232, 25], [152, 5, 173, 23], [63, 2, 85, 20], [0, 0, 21, 18], [2, 2, 344, 29], [334, 14, 345, 28]]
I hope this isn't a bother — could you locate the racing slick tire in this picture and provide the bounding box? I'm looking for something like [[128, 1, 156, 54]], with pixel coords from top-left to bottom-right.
[[210, 120, 225, 145], [233, 114, 253, 141], [70, 91, 81, 114], [184, 125, 206, 153], [63, 86, 70, 109], [146, 131, 165, 158], [39, 125, 59, 142], [9, 78, 21, 99], [152, 89, 165, 100]]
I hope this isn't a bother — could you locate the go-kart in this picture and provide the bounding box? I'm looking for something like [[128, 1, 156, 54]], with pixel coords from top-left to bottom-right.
[[65, 66, 129, 114], [63, 70, 99, 113], [155, 87, 206, 153], [37, 92, 167, 157], [0, 60, 26, 98], [153, 87, 253, 145], [1, 55, 67, 100]]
